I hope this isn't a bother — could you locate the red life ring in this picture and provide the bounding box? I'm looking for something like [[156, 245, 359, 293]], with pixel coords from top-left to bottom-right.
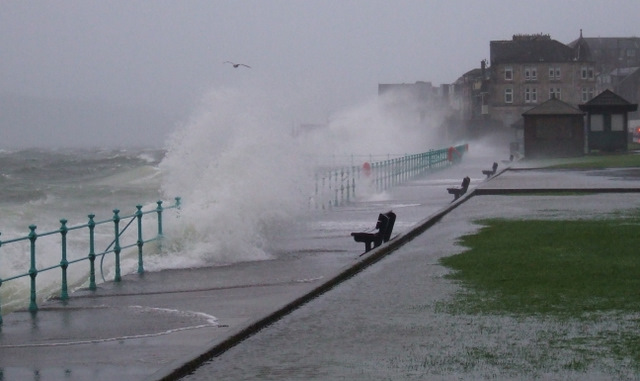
[[362, 162, 371, 177]]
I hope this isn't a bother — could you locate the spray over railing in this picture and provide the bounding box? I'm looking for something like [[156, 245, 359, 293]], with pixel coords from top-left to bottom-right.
[[311, 144, 468, 209], [0, 197, 181, 325]]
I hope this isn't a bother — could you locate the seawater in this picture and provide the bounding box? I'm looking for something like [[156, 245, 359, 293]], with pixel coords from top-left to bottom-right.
[[0, 142, 315, 314], [0, 148, 168, 313]]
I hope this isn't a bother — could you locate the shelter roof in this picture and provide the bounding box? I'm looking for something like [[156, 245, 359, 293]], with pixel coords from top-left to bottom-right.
[[579, 89, 638, 111], [522, 97, 584, 116]]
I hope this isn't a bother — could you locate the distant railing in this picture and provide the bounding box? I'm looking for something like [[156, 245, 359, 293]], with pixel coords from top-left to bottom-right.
[[312, 144, 468, 209], [0, 197, 181, 325]]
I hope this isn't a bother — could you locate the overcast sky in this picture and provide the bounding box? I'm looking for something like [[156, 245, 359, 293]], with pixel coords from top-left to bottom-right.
[[1, 1, 639, 148]]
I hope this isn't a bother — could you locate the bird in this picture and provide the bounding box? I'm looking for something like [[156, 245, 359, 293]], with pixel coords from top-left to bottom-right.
[[224, 61, 251, 69]]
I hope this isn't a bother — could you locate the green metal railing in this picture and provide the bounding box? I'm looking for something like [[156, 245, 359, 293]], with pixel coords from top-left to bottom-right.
[[0, 197, 181, 325], [312, 144, 468, 209]]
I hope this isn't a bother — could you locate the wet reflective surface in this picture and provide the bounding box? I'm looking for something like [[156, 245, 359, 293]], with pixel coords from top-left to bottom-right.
[[183, 192, 640, 381]]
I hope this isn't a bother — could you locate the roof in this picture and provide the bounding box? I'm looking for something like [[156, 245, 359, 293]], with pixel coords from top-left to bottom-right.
[[522, 97, 584, 116], [490, 35, 579, 64], [582, 89, 634, 106], [610, 67, 640, 77], [568, 37, 640, 52]]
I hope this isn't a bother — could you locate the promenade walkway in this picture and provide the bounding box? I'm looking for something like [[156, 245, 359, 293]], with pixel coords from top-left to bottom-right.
[[2, 150, 640, 380]]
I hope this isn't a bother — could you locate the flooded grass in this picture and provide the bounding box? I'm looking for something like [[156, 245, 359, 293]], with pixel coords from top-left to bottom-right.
[[439, 217, 640, 372]]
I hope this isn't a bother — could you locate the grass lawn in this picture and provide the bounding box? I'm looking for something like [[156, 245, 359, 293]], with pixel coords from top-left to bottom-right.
[[439, 216, 640, 367], [529, 150, 640, 169]]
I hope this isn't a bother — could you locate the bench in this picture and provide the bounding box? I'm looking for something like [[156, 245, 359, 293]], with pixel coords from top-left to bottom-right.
[[351, 211, 396, 254], [482, 162, 498, 178], [447, 176, 470, 201]]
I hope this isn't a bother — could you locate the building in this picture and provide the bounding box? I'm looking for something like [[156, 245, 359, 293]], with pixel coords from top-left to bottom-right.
[[579, 89, 638, 152], [522, 97, 585, 158], [569, 34, 640, 120], [378, 81, 436, 123], [451, 60, 490, 123], [569, 34, 640, 78], [488, 34, 596, 130]]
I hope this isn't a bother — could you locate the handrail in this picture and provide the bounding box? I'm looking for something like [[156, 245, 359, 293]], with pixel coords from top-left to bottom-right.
[[0, 197, 181, 325], [312, 144, 468, 209]]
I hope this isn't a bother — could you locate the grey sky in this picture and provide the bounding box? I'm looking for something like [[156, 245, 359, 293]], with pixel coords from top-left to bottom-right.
[[1, 1, 639, 148]]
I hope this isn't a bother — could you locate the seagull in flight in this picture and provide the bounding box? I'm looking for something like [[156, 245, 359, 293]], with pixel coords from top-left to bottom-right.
[[224, 61, 251, 69]]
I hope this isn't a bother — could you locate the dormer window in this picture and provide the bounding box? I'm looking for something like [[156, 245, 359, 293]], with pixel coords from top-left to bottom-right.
[[505, 66, 513, 81]]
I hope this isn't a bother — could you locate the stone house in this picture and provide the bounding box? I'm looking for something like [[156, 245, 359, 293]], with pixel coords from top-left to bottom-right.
[[488, 34, 596, 130], [569, 34, 640, 120]]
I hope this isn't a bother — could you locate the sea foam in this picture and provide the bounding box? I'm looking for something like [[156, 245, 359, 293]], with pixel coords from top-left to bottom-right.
[[157, 87, 314, 268]]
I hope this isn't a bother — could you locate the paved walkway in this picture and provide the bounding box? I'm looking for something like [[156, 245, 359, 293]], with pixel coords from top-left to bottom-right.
[[2, 155, 640, 381]]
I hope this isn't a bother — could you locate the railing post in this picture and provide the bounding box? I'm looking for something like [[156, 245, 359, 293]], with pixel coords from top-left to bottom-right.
[[314, 173, 319, 209], [320, 174, 325, 209], [0, 231, 3, 325], [113, 209, 121, 282], [59, 219, 69, 300], [28, 225, 38, 313], [156, 200, 164, 250], [136, 205, 144, 274], [87, 214, 97, 291], [346, 167, 351, 204], [351, 168, 356, 200], [340, 168, 345, 206]]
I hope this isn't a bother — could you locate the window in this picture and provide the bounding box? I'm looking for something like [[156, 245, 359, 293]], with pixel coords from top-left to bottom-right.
[[549, 88, 561, 100], [627, 49, 636, 57], [505, 66, 513, 81], [524, 65, 537, 81], [524, 87, 538, 103], [549, 66, 561, 80], [590, 114, 604, 131], [581, 87, 595, 102], [581, 66, 594, 79], [504, 88, 513, 103], [612, 114, 625, 131]]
